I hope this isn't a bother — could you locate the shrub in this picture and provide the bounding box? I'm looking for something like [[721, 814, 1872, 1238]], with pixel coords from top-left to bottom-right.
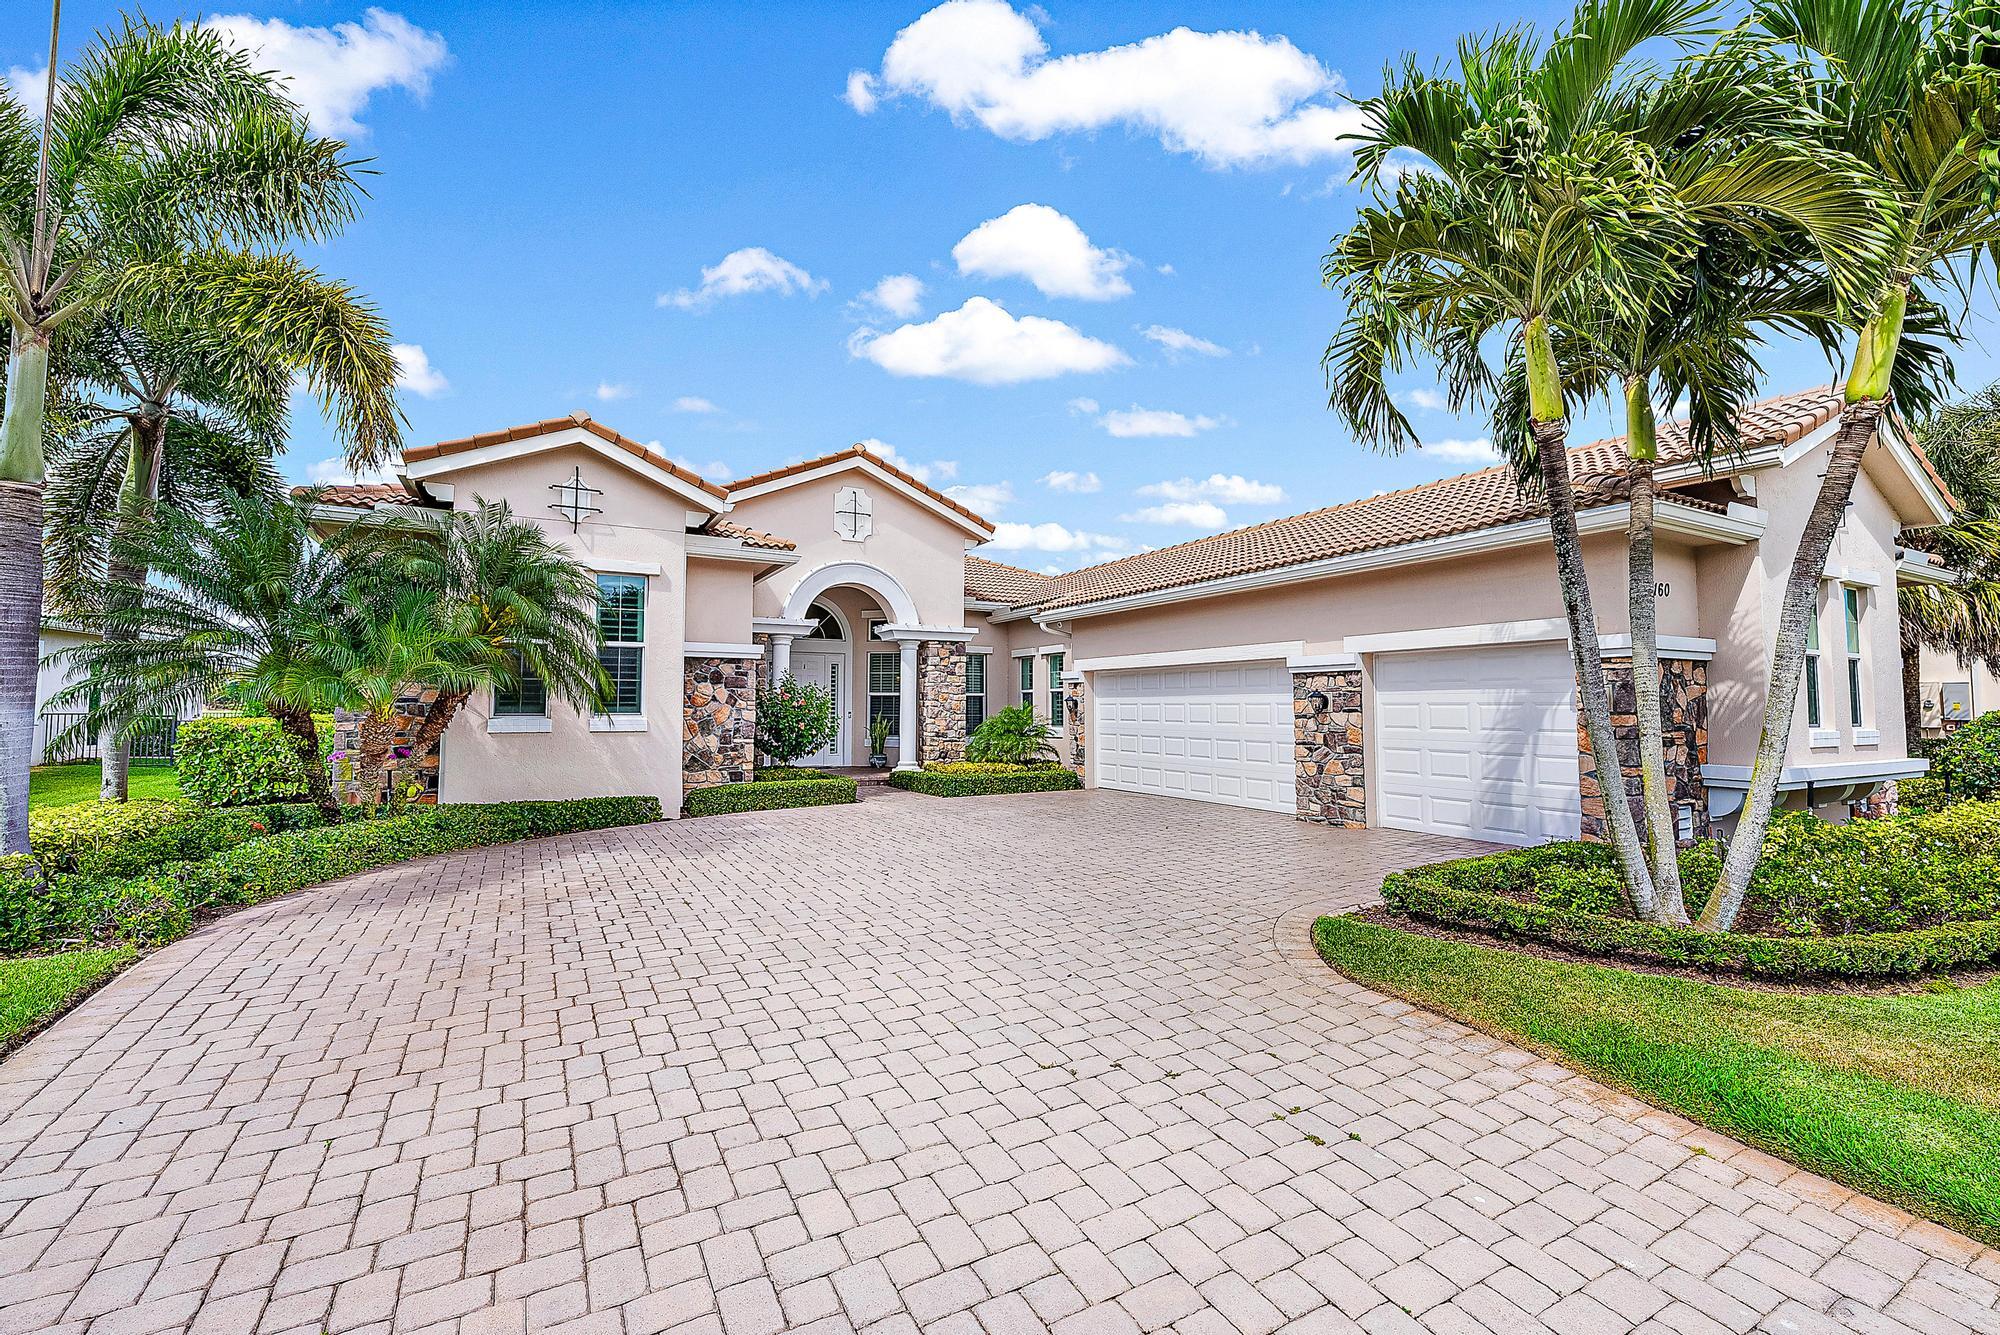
[[72, 803, 330, 879], [756, 677, 838, 767], [1896, 774, 1957, 815], [754, 767, 836, 782], [0, 857, 49, 955], [1746, 806, 2000, 934], [889, 763, 1081, 797], [1921, 711, 2000, 800], [684, 777, 857, 816], [176, 715, 335, 806], [965, 705, 1057, 765], [29, 800, 196, 875]]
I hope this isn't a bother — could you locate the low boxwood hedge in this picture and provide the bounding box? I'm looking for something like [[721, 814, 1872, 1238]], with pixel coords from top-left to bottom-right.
[[684, 776, 857, 816], [753, 767, 837, 782], [175, 714, 334, 806], [888, 762, 1082, 797], [28, 799, 199, 876]]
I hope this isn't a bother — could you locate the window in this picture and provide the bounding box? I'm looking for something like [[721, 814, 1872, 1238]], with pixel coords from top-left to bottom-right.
[[869, 651, 900, 739], [494, 651, 546, 717], [868, 618, 888, 642], [1845, 586, 1865, 728], [966, 653, 988, 733], [1019, 655, 1034, 707], [1045, 653, 1065, 726], [801, 602, 842, 640], [1804, 605, 1823, 730], [595, 574, 645, 714]]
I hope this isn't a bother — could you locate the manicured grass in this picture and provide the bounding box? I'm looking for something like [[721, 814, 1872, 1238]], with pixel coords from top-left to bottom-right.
[[29, 763, 183, 809], [0, 947, 136, 1049], [1314, 914, 2000, 1246]]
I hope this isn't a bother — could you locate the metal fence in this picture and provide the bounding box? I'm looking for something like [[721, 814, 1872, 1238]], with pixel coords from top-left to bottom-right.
[[38, 713, 177, 765]]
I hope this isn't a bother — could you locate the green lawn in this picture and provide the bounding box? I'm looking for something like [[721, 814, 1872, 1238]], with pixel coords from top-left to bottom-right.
[[29, 763, 183, 809], [0, 947, 135, 1049], [1314, 914, 2000, 1247]]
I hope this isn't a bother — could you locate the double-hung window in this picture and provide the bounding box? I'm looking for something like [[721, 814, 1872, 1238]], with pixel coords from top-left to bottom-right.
[[869, 651, 900, 739], [966, 652, 988, 732], [494, 650, 547, 718], [1804, 606, 1824, 731], [1045, 652, 1065, 727], [1019, 655, 1034, 707], [1844, 586, 1865, 728], [595, 574, 646, 715]]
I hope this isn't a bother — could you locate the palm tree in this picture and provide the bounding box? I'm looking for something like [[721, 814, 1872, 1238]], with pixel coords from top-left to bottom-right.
[[45, 251, 401, 801], [0, 16, 370, 852], [1325, 0, 1887, 923], [46, 489, 356, 818], [1708, 0, 2000, 926], [1900, 381, 2000, 734]]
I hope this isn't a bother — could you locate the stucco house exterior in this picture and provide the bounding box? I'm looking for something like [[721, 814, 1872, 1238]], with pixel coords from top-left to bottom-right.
[[309, 386, 1954, 847]]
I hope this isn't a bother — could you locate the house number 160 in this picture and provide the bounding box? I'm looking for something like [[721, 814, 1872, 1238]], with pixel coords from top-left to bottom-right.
[[1655, 582, 1671, 598]]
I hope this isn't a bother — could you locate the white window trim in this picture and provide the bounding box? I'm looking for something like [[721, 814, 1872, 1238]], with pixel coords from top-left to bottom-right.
[[589, 714, 649, 733], [965, 652, 989, 733], [595, 573, 647, 722], [1843, 585, 1867, 731], [1804, 596, 1825, 734], [868, 650, 901, 742], [488, 715, 552, 734]]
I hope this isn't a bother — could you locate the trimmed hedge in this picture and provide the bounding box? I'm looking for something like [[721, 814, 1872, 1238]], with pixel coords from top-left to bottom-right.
[[753, 767, 838, 782], [176, 714, 334, 806], [888, 762, 1082, 797], [28, 800, 197, 875], [1750, 804, 2000, 933], [684, 777, 857, 816]]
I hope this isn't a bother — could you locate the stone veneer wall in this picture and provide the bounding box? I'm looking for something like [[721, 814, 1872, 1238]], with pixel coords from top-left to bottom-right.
[[329, 690, 442, 806], [1062, 679, 1086, 776], [1579, 657, 1710, 844], [1294, 670, 1365, 827], [917, 641, 968, 765], [684, 657, 758, 791]]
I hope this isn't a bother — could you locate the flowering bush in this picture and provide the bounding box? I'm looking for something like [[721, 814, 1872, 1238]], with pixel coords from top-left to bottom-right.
[[756, 676, 839, 766]]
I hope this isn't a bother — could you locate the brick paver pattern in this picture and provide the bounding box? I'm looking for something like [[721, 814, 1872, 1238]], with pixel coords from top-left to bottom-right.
[[1, 789, 1995, 1335]]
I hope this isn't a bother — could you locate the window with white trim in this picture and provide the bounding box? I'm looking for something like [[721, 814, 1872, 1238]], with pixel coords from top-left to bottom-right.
[[595, 574, 645, 714], [1045, 652, 1065, 726], [1844, 585, 1865, 728], [867, 617, 888, 642], [869, 651, 900, 739], [1804, 605, 1823, 731], [494, 650, 546, 718], [1018, 655, 1034, 707], [966, 652, 988, 733]]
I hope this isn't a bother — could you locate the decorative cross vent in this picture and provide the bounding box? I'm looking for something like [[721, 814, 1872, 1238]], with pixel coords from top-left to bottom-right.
[[549, 465, 603, 531]]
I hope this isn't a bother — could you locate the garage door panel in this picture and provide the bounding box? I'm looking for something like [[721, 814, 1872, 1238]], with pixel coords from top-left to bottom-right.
[[1093, 660, 1295, 814]]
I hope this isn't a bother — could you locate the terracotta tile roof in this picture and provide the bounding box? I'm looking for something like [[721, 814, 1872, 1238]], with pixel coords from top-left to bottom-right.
[[295, 481, 422, 509], [965, 555, 1054, 606], [1026, 388, 1840, 615], [403, 412, 729, 501], [694, 515, 797, 551], [729, 446, 996, 533]]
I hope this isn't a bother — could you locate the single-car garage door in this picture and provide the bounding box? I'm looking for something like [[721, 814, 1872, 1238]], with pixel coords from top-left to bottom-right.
[[1374, 643, 1580, 845], [1092, 662, 1294, 813]]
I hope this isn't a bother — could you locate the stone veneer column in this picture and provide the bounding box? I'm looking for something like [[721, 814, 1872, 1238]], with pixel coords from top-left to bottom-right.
[[1294, 669, 1365, 827], [683, 657, 758, 795], [1062, 676, 1086, 776], [330, 689, 443, 806], [1579, 656, 1710, 844], [917, 641, 969, 765]]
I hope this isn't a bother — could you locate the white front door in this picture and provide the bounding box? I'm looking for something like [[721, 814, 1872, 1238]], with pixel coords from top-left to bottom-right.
[[1373, 643, 1580, 845], [1091, 661, 1295, 813], [791, 649, 847, 767]]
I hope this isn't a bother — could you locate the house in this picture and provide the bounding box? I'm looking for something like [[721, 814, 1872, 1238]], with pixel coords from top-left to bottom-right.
[[306, 387, 1953, 846]]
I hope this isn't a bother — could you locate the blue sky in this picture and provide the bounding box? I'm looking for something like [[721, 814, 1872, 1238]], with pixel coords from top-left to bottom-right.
[[11, 0, 1998, 569]]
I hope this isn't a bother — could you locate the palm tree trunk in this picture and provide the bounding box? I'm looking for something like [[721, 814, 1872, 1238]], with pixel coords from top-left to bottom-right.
[[391, 688, 469, 801], [1, 329, 51, 855], [1535, 418, 1663, 920], [1901, 629, 1923, 742], [1701, 397, 1887, 930], [1623, 381, 1686, 923], [97, 419, 165, 803], [355, 710, 395, 811], [270, 704, 339, 819]]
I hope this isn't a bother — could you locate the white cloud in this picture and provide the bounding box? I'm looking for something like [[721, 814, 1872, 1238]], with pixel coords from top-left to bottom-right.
[[944, 480, 1015, 513], [952, 204, 1132, 300], [849, 296, 1129, 385], [206, 9, 447, 138], [1397, 387, 1448, 412], [846, 0, 1366, 168], [306, 457, 393, 485], [858, 273, 926, 318], [1139, 473, 1284, 505], [1428, 437, 1501, 463], [986, 521, 1125, 553], [6, 66, 48, 114], [1141, 324, 1228, 359], [392, 343, 447, 398], [594, 381, 633, 401], [1099, 405, 1221, 438], [668, 453, 735, 481], [661, 247, 827, 311], [857, 438, 958, 485], [1041, 469, 1101, 493], [1121, 500, 1228, 527], [672, 395, 720, 414], [1066, 397, 1100, 415]]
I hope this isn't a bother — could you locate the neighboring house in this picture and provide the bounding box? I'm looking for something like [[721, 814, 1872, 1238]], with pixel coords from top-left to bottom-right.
[[1915, 648, 2000, 733], [305, 387, 1953, 845]]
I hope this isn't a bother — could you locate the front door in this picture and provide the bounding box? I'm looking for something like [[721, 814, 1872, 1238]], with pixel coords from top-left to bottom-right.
[[790, 649, 847, 767]]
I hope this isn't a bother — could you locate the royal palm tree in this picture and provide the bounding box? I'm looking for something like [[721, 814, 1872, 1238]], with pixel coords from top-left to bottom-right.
[[1709, 0, 2000, 926], [0, 16, 370, 851]]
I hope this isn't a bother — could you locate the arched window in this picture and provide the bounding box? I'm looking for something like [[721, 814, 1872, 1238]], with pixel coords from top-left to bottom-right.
[[801, 601, 844, 640]]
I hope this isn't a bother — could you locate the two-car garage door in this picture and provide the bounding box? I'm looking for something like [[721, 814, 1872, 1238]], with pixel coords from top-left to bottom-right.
[[1092, 662, 1294, 813]]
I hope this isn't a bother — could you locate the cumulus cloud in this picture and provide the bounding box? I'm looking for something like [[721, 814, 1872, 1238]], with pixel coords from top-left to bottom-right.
[[1098, 405, 1222, 438], [849, 296, 1129, 385], [1141, 324, 1228, 358], [1397, 387, 1449, 412], [6, 66, 48, 113], [672, 396, 720, 414], [593, 381, 633, 401], [845, 0, 1366, 168], [1139, 473, 1284, 505], [1427, 437, 1501, 463], [392, 344, 447, 397], [856, 273, 926, 318], [1067, 397, 1100, 415], [668, 453, 735, 480], [306, 457, 394, 485], [944, 480, 1015, 514], [1041, 469, 1101, 493], [206, 9, 447, 137], [857, 438, 958, 485], [986, 521, 1126, 553], [1121, 500, 1228, 527], [952, 204, 1132, 300], [660, 247, 827, 310]]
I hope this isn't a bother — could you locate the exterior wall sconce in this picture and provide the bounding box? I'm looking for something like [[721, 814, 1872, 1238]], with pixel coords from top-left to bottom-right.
[[1306, 689, 1330, 714]]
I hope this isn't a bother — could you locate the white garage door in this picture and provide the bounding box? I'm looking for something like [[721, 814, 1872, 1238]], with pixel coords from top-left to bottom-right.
[[1092, 662, 1295, 813], [1375, 643, 1580, 845]]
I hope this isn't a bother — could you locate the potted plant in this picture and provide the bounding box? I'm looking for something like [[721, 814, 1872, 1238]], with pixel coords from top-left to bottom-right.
[[868, 713, 892, 768]]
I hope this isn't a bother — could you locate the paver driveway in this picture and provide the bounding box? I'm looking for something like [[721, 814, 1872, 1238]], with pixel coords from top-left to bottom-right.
[[1, 790, 1996, 1335]]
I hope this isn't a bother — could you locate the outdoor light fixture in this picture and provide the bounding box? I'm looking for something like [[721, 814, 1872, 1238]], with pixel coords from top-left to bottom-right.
[[1306, 689, 1330, 714], [549, 465, 604, 531]]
